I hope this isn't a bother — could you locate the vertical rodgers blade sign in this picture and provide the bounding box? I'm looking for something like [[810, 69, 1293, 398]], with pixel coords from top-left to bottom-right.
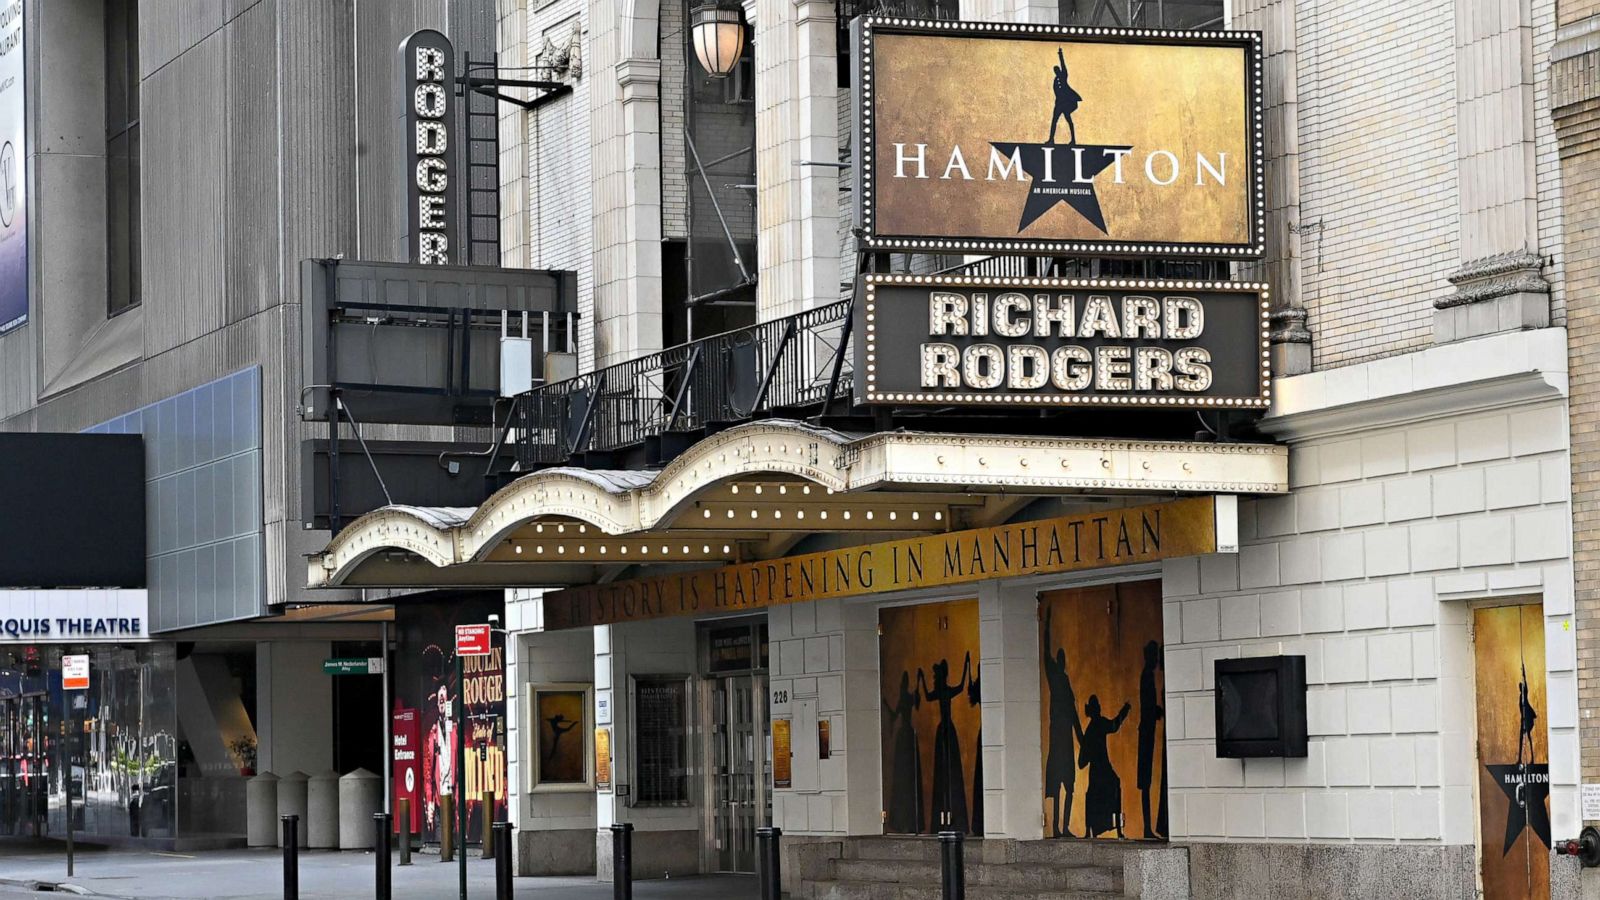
[[0, 0, 24, 334], [851, 18, 1264, 257], [401, 30, 457, 265]]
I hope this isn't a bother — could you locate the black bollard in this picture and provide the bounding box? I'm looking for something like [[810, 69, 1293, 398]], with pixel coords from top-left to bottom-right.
[[374, 813, 392, 900], [493, 821, 515, 900], [397, 799, 412, 867], [756, 826, 782, 900], [938, 831, 965, 900], [281, 815, 300, 900], [611, 822, 634, 900]]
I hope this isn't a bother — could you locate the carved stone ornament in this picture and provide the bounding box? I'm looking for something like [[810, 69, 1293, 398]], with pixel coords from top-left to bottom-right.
[[1437, 251, 1549, 309]]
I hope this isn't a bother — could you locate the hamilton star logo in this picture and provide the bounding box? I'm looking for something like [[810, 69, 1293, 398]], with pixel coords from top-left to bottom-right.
[[990, 48, 1131, 234], [1485, 664, 1551, 854]]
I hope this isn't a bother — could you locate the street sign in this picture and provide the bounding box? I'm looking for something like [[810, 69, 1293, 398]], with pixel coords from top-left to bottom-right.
[[323, 657, 384, 676], [455, 623, 491, 656], [62, 654, 88, 690]]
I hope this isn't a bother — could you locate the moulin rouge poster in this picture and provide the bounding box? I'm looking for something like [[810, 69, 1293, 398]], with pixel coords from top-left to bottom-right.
[[394, 594, 506, 844]]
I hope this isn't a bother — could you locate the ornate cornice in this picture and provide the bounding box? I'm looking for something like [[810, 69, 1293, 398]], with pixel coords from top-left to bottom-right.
[[1436, 251, 1549, 309], [1268, 307, 1311, 345]]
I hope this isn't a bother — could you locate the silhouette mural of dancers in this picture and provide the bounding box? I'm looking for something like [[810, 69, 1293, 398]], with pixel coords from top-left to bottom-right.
[[919, 653, 972, 833], [1079, 695, 1133, 838], [1137, 640, 1165, 838], [1042, 607, 1085, 837], [882, 671, 924, 833], [544, 712, 578, 765]]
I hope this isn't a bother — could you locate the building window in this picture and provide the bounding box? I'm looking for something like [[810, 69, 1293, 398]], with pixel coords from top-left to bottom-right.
[[106, 0, 140, 317], [1058, 0, 1225, 29]]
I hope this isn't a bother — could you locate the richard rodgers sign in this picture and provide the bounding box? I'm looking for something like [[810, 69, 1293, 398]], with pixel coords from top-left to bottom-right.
[[855, 274, 1269, 409]]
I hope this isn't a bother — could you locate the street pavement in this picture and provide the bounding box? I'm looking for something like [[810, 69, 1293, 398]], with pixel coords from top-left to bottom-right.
[[0, 844, 757, 899]]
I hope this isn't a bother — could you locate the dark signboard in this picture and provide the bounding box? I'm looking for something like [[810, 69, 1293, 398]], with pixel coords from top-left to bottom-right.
[[0, 433, 144, 588], [855, 274, 1268, 409], [0, 0, 26, 334], [851, 18, 1263, 257], [400, 29, 458, 265]]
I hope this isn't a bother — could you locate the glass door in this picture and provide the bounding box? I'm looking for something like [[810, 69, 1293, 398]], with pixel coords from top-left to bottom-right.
[[708, 673, 768, 873], [0, 695, 47, 837]]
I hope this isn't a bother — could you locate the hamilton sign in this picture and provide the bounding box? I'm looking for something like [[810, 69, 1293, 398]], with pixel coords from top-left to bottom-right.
[[856, 274, 1269, 409], [851, 18, 1264, 257]]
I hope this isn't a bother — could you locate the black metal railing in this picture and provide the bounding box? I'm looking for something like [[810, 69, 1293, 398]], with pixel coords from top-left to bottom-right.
[[513, 300, 853, 466]]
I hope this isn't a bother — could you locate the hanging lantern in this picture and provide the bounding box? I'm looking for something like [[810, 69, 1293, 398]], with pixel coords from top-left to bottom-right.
[[690, 1, 747, 78]]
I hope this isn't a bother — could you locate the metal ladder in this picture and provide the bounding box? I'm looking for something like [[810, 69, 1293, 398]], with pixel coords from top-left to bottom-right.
[[460, 51, 502, 267]]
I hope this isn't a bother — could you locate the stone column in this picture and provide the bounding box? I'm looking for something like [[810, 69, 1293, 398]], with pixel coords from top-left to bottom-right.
[[978, 580, 1045, 840], [1436, 0, 1550, 340], [959, 0, 1057, 23], [589, 0, 665, 366], [1233, 0, 1311, 375], [794, 0, 843, 314]]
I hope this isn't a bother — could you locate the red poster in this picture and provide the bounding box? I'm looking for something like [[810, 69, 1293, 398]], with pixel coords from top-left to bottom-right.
[[393, 704, 421, 835]]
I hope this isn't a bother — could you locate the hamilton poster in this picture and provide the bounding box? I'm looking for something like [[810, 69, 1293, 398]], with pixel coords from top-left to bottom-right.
[[1473, 604, 1550, 900], [854, 21, 1260, 256], [879, 599, 983, 835], [1039, 581, 1166, 841], [394, 595, 507, 845]]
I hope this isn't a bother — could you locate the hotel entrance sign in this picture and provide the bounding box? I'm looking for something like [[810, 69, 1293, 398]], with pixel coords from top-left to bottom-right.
[[851, 18, 1264, 257]]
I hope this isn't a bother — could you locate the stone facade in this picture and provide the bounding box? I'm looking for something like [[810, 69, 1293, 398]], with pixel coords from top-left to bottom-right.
[[1554, 0, 1600, 850], [492, 0, 1587, 895]]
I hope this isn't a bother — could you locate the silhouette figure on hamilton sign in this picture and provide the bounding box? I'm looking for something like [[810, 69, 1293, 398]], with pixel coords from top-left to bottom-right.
[[920, 654, 972, 833], [1042, 607, 1086, 837], [1047, 47, 1082, 145], [882, 671, 924, 834], [1137, 640, 1165, 838], [1518, 663, 1537, 767], [1079, 694, 1133, 839]]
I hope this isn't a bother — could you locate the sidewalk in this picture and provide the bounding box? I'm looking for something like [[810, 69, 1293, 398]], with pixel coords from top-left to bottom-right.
[[0, 844, 756, 899]]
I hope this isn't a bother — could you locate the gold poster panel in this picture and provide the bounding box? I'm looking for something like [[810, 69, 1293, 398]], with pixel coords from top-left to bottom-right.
[[856, 21, 1261, 256], [880, 599, 982, 835], [533, 689, 587, 786], [1473, 604, 1550, 900], [773, 719, 792, 788], [595, 728, 611, 790], [1039, 581, 1165, 841]]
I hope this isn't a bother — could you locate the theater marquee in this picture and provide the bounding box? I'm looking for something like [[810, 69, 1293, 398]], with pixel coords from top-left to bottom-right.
[[541, 496, 1229, 630], [856, 274, 1269, 409], [851, 18, 1264, 257]]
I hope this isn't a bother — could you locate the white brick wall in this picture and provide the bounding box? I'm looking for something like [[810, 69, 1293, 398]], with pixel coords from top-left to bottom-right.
[[1164, 342, 1577, 846]]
